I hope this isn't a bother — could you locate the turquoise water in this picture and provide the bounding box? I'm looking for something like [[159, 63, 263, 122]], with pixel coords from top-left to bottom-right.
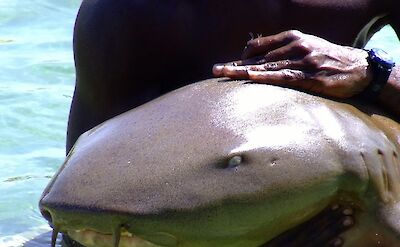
[[0, 1, 399, 246], [0, 0, 80, 246]]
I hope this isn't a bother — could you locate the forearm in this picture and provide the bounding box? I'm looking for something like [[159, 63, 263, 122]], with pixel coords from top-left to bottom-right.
[[378, 65, 400, 117]]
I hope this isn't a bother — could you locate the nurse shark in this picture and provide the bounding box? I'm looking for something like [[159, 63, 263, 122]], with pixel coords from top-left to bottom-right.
[[40, 78, 400, 246]]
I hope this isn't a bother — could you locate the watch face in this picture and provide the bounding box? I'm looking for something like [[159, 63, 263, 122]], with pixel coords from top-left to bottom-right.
[[371, 48, 395, 68]]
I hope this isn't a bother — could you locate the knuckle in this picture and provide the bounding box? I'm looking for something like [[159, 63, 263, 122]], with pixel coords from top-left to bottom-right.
[[246, 38, 260, 47], [292, 40, 311, 53], [245, 41, 256, 49], [248, 38, 264, 48], [303, 55, 321, 68], [286, 30, 303, 39]]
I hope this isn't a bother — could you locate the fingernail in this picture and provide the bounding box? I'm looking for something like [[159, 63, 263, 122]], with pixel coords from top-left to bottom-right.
[[212, 64, 224, 76]]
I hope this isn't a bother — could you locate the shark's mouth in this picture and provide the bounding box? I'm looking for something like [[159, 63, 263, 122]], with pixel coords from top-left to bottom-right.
[[54, 228, 163, 247]]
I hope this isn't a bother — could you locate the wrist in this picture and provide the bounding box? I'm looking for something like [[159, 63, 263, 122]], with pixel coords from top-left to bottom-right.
[[360, 48, 395, 101], [362, 50, 374, 88]]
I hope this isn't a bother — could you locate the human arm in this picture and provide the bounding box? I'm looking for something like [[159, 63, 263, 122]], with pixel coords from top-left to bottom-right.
[[213, 30, 400, 117]]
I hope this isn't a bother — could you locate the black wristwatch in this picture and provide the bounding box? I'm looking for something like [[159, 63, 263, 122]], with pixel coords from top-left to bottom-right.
[[362, 48, 395, 101]]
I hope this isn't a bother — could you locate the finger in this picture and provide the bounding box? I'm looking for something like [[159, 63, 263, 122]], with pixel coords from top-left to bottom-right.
[[262, 204, 355, 247], [241, 60, 305, 71], [305, 206, 354, 247], [262, 41, 309, 62], [242, 30, 302, 59], [213, 63, 232, 77], [213, 64, 249, 79], [247, 69, 312, 87], [213, 55, 266, 77], [214, 60, 306, 79], [308, 209, 354, 247], [247, 69, 323, 93]]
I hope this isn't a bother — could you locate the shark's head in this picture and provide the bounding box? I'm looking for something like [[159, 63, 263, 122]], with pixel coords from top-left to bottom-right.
[[40, 79, 400, 247]]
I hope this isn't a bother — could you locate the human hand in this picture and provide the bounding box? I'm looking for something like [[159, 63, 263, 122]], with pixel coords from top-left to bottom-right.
[[213, 30, 372, 98]]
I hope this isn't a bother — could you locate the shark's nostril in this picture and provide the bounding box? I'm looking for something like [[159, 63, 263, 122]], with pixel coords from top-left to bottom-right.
[[41, 208, 53, 223]]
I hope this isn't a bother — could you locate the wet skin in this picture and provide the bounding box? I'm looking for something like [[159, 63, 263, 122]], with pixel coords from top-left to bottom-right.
[[42, 79, 400, 247], [68, 0, 400, 152], [61, 0, 400, 246]]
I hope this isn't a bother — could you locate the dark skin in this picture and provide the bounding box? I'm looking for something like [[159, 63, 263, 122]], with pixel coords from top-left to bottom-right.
[[68, 0, 400, 152], [213, 30, 400, 117], [63, 0, 400, 246]]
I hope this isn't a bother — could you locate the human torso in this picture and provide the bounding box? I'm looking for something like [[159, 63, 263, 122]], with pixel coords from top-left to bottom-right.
[[189, 0, 387, 64], [68, 0, 389, 150]]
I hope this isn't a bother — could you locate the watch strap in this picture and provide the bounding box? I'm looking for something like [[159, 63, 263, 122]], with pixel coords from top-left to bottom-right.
[[361, 48, 395, 101]]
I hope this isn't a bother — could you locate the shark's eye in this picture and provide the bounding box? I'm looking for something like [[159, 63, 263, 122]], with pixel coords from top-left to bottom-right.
[[227, 155, 243, 168], [214, 155, 244, 169]]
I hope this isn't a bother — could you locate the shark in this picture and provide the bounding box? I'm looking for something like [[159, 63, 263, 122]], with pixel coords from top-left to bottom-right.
[[40, 78, 400, 247]]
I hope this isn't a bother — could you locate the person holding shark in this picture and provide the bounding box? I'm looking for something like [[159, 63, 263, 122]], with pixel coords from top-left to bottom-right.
[[58, 0, 400, 246]]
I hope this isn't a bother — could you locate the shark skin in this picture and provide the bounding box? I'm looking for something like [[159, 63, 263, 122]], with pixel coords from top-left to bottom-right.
[[40, 78, 400, 247]]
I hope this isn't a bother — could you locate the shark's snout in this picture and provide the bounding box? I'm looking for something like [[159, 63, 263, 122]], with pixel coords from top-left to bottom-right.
[[39, 197, 172, 247]]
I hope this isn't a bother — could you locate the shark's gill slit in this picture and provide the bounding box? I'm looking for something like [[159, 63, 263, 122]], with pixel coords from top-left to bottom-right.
[[378, 150, 391, 196], [113, 225, 122, 247], [393, 151, 400, 178], [51, 228, 59, 247]]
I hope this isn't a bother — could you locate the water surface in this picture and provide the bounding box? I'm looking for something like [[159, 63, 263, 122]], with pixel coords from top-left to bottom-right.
[[0, 1, 80, 246]]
